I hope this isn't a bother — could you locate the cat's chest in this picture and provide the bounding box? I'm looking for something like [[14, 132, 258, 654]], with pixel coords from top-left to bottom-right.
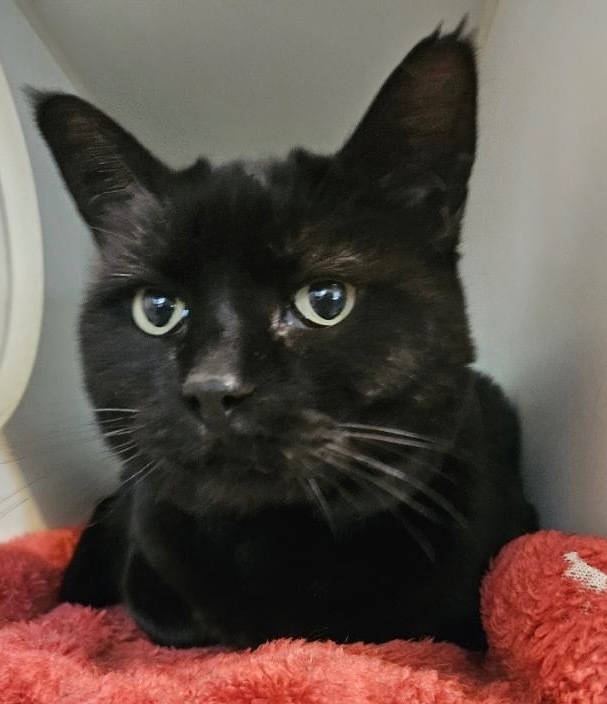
[[137, 505, 333, 590], [134, 500, 439, 603]]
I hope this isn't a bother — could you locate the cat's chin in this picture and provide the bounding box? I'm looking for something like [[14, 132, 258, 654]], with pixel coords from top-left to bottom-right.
[[136, 436, 344, 517], [156, 467, 309, 516], [141, 440, 398, 522]]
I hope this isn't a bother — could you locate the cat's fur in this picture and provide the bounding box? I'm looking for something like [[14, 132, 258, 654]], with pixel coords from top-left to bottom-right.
[[36, 28, 536, 650]]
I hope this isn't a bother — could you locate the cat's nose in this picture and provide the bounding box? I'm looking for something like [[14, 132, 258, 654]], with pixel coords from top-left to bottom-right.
[[182, 373, 255, 425]]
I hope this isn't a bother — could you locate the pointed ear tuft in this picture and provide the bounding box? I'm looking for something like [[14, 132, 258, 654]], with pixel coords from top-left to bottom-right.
[[338, 25, 477, 243], [33, 91, 169, 246]]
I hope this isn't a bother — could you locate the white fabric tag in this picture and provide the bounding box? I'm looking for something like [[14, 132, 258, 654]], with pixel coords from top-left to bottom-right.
[[563, 551, 607, 593]]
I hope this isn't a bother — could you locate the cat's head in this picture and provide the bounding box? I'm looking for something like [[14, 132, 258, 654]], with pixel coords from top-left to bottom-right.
[[35, 28, 477, 519]]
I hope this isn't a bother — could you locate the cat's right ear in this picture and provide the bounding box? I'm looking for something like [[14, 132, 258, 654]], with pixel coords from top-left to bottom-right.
[[33, 91, 170, 248]]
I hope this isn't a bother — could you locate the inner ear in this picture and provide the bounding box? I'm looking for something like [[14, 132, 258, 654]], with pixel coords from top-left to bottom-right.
[[34, 92, 170, 247], [337, 27, 477, 215]]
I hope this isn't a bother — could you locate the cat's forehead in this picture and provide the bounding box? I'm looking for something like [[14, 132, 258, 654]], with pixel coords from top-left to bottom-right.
[[169, 154, 322, 249], [142, 153, 420, 290], [138, 156, 292, 280], [192, 154, 307, 210], [105, 151, 421, 292], [239, 159, 273, 190]]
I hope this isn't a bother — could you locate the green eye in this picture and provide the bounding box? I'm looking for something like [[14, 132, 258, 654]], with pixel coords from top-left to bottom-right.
[[132, 288, 189, 336], [293, 282, 356, 327]]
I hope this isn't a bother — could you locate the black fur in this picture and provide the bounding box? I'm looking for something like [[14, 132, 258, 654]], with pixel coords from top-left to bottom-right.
[[36, 28, 535, 650]]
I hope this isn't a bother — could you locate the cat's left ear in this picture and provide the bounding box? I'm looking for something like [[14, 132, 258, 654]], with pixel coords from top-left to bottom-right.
[[34, 92, 170, 249], [337, 26, 476, 250]]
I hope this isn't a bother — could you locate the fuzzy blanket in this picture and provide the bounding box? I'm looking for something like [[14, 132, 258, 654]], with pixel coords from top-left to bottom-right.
[[0, 528, 605, 703]]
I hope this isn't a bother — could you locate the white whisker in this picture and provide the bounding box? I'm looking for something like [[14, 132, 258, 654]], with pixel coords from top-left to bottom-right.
[[312, 451, 437, 561], [101, 428, 133, 439], [344, 430, 435, 452], [327, 443, 467, 529], [339, 422, 438, 443], [307, 476, 337, 535], [310, 466, 366, 515], [313, 449, 439, 522], [0, 496, 29, 522]]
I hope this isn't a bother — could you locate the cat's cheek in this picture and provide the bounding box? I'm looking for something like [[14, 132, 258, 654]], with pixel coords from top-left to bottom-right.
[[167, 347, 178, 364], [353, 374, 409, 405], [270, 320, 313, 353]]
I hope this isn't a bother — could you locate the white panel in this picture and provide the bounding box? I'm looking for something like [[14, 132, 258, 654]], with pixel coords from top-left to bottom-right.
[[0, 59, 43, 429], [0, 1, 118, 540], [0, 193, 6, 360]]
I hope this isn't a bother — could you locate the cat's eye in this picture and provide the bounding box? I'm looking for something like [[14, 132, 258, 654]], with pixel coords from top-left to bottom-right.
[[292, 281, 356, 327], [132, 288, 189, 336]]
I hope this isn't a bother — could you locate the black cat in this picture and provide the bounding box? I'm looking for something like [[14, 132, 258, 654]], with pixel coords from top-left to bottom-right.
[[35, 27, 536, 650]]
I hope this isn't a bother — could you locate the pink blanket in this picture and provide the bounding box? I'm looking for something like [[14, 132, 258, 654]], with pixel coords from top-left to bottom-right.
[[0, 528, 605, 703]]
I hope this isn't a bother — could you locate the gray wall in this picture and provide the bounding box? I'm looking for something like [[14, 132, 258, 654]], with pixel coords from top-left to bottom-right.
[[463, 0, 607, 534]]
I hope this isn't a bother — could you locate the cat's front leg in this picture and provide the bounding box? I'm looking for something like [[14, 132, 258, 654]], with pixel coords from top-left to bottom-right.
[[123, 549, 217, 648], [60, 493, 127, 607]]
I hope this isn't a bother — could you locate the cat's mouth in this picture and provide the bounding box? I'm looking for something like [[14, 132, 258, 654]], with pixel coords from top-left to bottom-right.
[[191, 420, 343, 479], [154, 407, 352, 495]]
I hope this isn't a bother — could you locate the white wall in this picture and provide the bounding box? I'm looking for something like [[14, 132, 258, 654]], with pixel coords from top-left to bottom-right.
[[0, 1, 118, 539], [463, 0, 607, 534]]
